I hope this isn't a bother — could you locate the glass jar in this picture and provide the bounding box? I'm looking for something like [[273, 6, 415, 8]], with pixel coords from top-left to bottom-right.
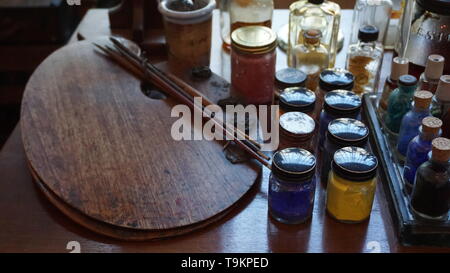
[[321, 118, 369, 184], [326, 146, 378, 223], [315, 68, 354, 115], [378, 56, 409, 117], [279, 87, 316, 119], [318, 90, 362, 148], [230, 0, 273, 34], [411, 137, 450, 221], [346, 25, 384, 96], [350, 0, 393, 46], [231, 26, 277, 105], [220, 0, 231, 48], [275, 68, 307, 93], [385, 0, 406, 49], [278, 112, 316, 153], [269, 148, 316, 224], [288, 0, 341, 68], [291, 29, 330, 91]]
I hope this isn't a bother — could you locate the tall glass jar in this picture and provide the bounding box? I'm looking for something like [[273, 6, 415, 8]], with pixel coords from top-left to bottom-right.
[[231, 26, 277, 105], [326, 146, 378, 223], [269, 148, 316, 224], [288, 0, 341, 68], [350, 0, 393, 46], [230, 0, 274, 34]]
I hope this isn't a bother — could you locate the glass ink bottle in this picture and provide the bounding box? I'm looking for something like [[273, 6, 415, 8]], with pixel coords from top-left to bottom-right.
[[417, 54, 445, 94]]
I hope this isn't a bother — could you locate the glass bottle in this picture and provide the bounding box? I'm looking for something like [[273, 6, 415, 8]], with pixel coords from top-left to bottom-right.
[[383, 74, 418, 138], [411, 137, 450, 221], [291, 29, 330, 91], [230, 0, 274, 34], [315, 68, 354, 115], [278, 112, 316, 153], [417, 55, 445, 94], [231, 26, 277, 105], [321, 118, 369, 184], [350, 0, 393, 46], [396, 91, 433, 161], [346, 25, 384, 96], [288, 0, 341, 68], [268, 148, 316, 224], [326, 146, 378, 223], [318, 90, 362, 148], [431, 75, 450, 119], [279, 87, 317, 119], [403, 116, 442, 191], [378, 56, 409, 117], [385, 0, 406, 49]]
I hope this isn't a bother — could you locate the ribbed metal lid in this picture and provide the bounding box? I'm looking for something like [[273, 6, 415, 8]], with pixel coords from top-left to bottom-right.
[[272, 148, 316, 182], [332, 146, 378, 182]]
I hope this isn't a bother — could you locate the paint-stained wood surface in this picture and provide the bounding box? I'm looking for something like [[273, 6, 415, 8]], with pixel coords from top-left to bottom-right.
[[20, 40, 260, 239]]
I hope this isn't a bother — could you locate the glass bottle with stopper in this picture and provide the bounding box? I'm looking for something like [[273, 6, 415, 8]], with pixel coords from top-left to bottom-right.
[[378, 56, 409, 117], [396, 90, 433, 162], [417, 55, 445, 94], [346, 25, 384, 96], [288, 0, 341, 68], [411, 137, 450, 222], [403, 116, 442, 192], [291, 29, 330, 91], [431, 75, 450, 120]]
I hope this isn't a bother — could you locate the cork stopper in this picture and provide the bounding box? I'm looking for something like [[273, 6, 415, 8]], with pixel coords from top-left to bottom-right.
[[424, 54, 445, 80], [390, 57, 409, 81], [413, 90, 433, 109], [431, 137, 450, 162], [304, 29, 322, 45], [435, 75, 450, 102], [422, 116, 442, 134]]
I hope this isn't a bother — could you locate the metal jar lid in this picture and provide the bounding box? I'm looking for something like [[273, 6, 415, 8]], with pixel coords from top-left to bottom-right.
[[275, 68, 307, 89], [279, 112, 316, 141], [319, 68, 354, 92], [327, 118, 369, 147], [323, 90, 362, 116], [332, 146, 378, 182], [271, 148, 316, 182], [279, 87, 316, 113], [231, 26, 277, 55]]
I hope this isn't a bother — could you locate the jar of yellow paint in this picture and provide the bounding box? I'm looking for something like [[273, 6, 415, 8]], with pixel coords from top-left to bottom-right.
[[326, 146, 378, 223]]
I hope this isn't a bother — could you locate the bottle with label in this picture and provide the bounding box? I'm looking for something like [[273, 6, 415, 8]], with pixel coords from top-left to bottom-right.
[[403, 117, 442, 191], [411, 137, 450, 221], [378, 57, 409, 117], [288, 0, 341, 68], [396, 91, 433, 161], [291, 29, 330, 91], [350, 0, 393, 46], [417, 55, 445, 94], [346, 25, 384, 96], [383, 75, 418, 138], [230, 0, 274, 34]]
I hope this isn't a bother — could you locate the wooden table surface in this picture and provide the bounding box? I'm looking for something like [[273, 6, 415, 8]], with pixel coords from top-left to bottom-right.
[[0, 9, 449, 253]]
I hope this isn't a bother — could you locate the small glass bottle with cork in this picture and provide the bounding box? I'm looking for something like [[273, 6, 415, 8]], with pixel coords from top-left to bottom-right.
[[417, 55, 445, 94], [410, 137, 450, 222], [403, 117, 443, 192], [396, 90, 434, 162], [431, 75, 450, 120], [378, 56, 409, 117]]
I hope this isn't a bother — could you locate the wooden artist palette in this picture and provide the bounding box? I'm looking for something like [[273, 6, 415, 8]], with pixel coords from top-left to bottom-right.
[[21, 40, 261, 240]]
